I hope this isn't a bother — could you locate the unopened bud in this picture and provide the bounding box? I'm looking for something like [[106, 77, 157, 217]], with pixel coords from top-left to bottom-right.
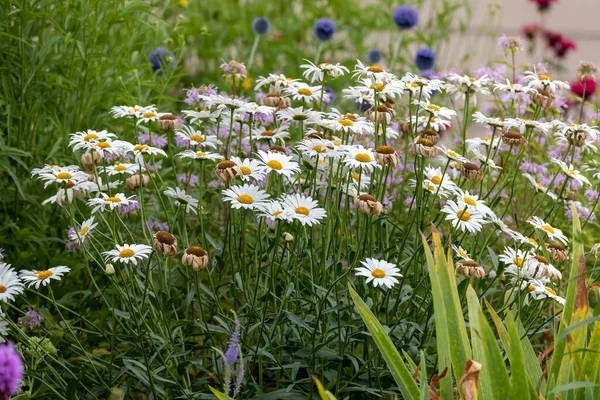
[[105, 264, 115, 275], [282, 232, 294, 242]]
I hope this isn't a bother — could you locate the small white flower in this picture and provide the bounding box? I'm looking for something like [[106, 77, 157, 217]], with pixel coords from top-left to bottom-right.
[[20, 266, 71, 289], [452, 245, 473, 261], [104, 163, 140, 176], [251, 126, 290, 143], [177, 150, 224, 161], [103, 244, 153, 265], [222, 184, 270, 210], [441, 200, 486, 233], [301, 60, 349, 83], [281, 193, 327, 226], [551, 158, 591, 186], [175, 126, 221, 149], [110, 105, 156, 119], [355, 258, 402, 289], [415, 99, 457, 120], [342, 146, 381, 173], [69, 216, 98, 243], [88, 193, 136, 213], [164, 187, 199, 214], [0, 263, 24, 302], [257, 200, 293, 222], [230, 157, 267, 181], [527, 216, 568, 245], [256, 150, 300, 178]]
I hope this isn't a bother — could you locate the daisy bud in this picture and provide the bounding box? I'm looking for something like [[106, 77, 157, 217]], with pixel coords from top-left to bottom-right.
[[81, 151, 102, 170], [565, 190, 577, 201], [455, 260, 485, 279], [261, 93, 291, 109], [282, 232, 294, 242], [109, 388, 124, 400], [375, 146, 399, 166], [460, 162, 484, 182], [157, 114, 179, 131], [364, 105, 395, 124], [501, 130, 526, 147], [423, 128, 440, 144], [215, 160, 242, 182], [182, 246, 209, 271], [410, 138, 438, 158], [153, 231, 178, 256], [125, 174, 150, 191], [591, 243, 600, 258], [353, 194, 384, 216], [105, 264, 115, 275], [267, 145, 288, 155], [546, 243, 568, 263]]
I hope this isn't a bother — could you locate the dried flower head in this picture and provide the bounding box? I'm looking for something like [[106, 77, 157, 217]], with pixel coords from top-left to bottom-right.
[[182, 246, 209, 271], [460, 162, 484, 182], [153, 231, 178, 256], [353, 194, 384, 216], [546, 243, 568, 263], [501, 130, 526, 146], [375, 145, 399, 166], [577, 62, 598, 81], [410, 138, 438, 158], [215, 160, 242, 182], [157, 114, 179, 131], [125, 174, 150, 191], [455, 260, 485, 278]]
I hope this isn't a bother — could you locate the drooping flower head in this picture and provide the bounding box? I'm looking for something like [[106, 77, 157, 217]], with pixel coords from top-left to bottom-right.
[[314, 18, 336, 42], [414, 47, 435, 71], [392, 6, 418, 30], [252, 17, 271, 35], [149, 47, 176, 73]]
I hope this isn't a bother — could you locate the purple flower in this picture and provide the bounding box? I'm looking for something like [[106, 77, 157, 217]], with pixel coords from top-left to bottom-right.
[[18, 309, 44, 329], [177, 173, 199, 187], [147, 218, 169, 232], [252, 17, 271, 35], [324, 87, 335, 104], [0, 343, 24, 397], [149, 47, 176, 73], [414, 47, 435, 71], [119, 201, 141, 217], [585, 188, 599, 202], [65, 227, 81, 251], [314, 18, 336, 42], [224, 319, 241, 366], [367, 48, 383, 64], [392, 6, 418, 30], [221, 60, 247, 77]]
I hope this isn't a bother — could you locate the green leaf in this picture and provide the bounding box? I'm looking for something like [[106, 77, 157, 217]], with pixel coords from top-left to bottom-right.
[[312, 375, 337, 400], [420, 350, 429, 400], [477, 306, 511, 399], [347, 284, 420, 399], [466, 287, 493, 400], [506, 312, 531, 400], [209, 385, 228, 400]]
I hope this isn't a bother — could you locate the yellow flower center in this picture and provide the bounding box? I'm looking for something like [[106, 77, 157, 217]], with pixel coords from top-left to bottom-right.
[[195, 151, 207, 157], [272, 210, 283, 217], [332, 141, 341, 146], [536, 183, 545, 189], [295, 206, 310, 216], [459, 250, 468, 258], [298, 88, 313, 96], [540, 75, 552, 81], [457, 210, 471, 221], [545, 287, 557, 296], [339, 119, 354, 126], [84, 133, 98, 141], [528, 238, 538, 246], [80, 226, 89, 236], [312, 145, 325, 153], [431, 176, 441, 185], [351, 173, 360, 181], [568, 168, 576, 175], [527, 285, 537, 292], [114, 165, 127, 171], [514, 257, 523, 267], [266, 160, 283, 170], [56, 172, 72, 180], [373, 83, 384, 92], [240, 166, 252, 175], [469, 77, 475, 82], [190, 135, 205, 143], [143, 111, 157, 119], [106, 196, 122, 203], [427, 104, 441, 112], [482, 136, 491, 141], [133, 145, 148, 151], [34, 270, 53, 280], [261, 131, 275, 137], [355, 153, 372, 163], [0, 285, 6, 293], [96, 141, 111, 149], [542, 224, 555, 234], [426, 183, 435, 191], [318, 62, 330, 68], [237, 194, 254, 204], [119, 249, 135, 258], [447, 151, 457, 157], [463, 197, 477, 206], [367, 66, 383, 73], [371, 268, 386, 278]]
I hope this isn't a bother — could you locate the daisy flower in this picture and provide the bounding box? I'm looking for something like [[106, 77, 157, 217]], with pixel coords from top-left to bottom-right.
[[437, 145, 468, 163], [352, 59, 395, 83], [69, 130, 117, 151], [552, 121, 599, 142], [257, 200, 293, 222], [527, 216, 568, 245], [524, 70, 569, 94], [222, 184, 270, 210], [68, 216, 98, 243], [110, 105, 155, 119], [472, 111, 505, 128], [175, 126, 221, 149], [124, 144, 168, 164], [524, 255, 562, 280], [503, 117, 551, 135], [239, 102, 275, 115], [522, 173, 558, 199], [355, 258, 402, 289], [300, 60, 349, 83], [415, 99, 457, 120], [276, 106, 322, 125], [493, 79, 537, 96], [136, 109, 163, 124], [251, 126, 290, 143], [342, 146, 381, 173], [445, 74, 491, 101], [88, 193, 136, 213], [454, 188, 495, 217], [424, 165, 456, 193], [181, 109, 220, 125], [37, 168, 89, 189], [103, 244, 153, 265], [410, 115, 451, 132], [499, 247, 529, 272], [230, 157, 267, 181], [452, 245, 473, 261], [281, 193, 327, 226], [441, 200, 486, 233], [105, 163, 139, 176], [256, 150, 300, 178], [177, 150, 224, 161], [285, 84, 323, 103], [523, 280, 565, 305], [551, 158, 591, 186], [0, 263, 24, 302], [20, 266, 71, 289], [163, 187, 199, 214]]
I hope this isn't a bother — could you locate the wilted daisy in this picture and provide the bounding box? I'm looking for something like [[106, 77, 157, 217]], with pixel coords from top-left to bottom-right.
[[103, 244, 153, 265], [442, 200, 486, 233], [300, 60, 349, 83], [551, 158, 591, 186], [175, 126, 221, 149], [164, 187, 199, 214], [0, 263, 24, 302], [68, 216, 98, 243], [222, 184, 270, 210], [355, 258, 402, 289], [527, 216, 568, 245], [20, 266, 71, 289], [230, 157, 267, 181], [281, 194, 327, 226], [256, 150, 300, 178], [88, 193, 136, 213], [343, 146, 380, 173], [177, 150, 224, 161]]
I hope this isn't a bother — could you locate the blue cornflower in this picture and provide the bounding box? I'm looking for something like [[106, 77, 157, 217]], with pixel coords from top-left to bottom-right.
[[314, 18, 336, 42], [392, 6, 418, 30], [367, 48, 383, 65], [149, 47, 176, 73], [324, 87, 335, 105], [252, 17, 271, 35], [414, 47, 436, 71]]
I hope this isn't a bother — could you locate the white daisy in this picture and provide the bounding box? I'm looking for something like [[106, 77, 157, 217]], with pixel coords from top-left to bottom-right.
[[281, 193, 327, 226], [355, 258, 402, 289], [527, 216, 568, 245], [524, 255, 562, 280], [276, 106, 322, 125], [472, 111, 505, 128], [175, 125, 221, 149], [493, 79, 538, 96], [163, 187, 199, 214], [523, 70, 569, 94], [37, 168, 90, 189], [551, 158, 591, 186], [88, 193, 136, 213], [20, 266, 71, 289], [0, 310, 9, 341], [222, 184, 270, 210], [523, 279, 565, 305], [177, 150, 224, 161], [300, 60, 349, 83], [69, 216, 98, 243], [454, 189, 495, 218], [0, 263, 24, 302], [257, 200, 293, 222], [441, 200, 486, 233], [251, 126, 290, 143], [123, 144, 168, 164], [256, 150, 300, 178], [522, 173, 558, 200], [104, 163, 140, 176], [136, 109, 164, 124], [342, 146, 381, 173], [415, 99, 457, 120], [103, 244, 153, 265], [437, 145, 468, 163], [230, 157, 267, 181], [452, 245, 473, 261], [110, 105, 155, 119], [285, 83, 323, 103], [503, 118, 551, 135], [69, 130, 117, 152], [499, 247, 529, 272], [181, 109, 220, 125]]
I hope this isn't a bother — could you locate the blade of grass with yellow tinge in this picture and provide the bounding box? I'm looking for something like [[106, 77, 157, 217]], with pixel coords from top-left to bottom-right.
[[582, 321, 600, 398], [347, 284, 420, 399], [312, 375, 337, 400]]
